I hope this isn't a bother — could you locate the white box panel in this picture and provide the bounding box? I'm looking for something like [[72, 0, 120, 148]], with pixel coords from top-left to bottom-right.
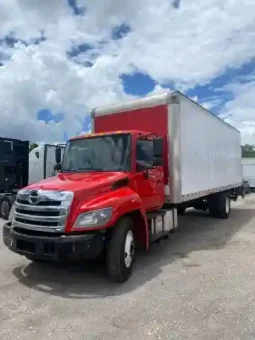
[[177, 94, 242, 198], [242, 158, 255, 187]]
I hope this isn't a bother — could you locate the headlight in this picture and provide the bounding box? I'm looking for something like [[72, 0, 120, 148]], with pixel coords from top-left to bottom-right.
[[73, 208, 112, 229]]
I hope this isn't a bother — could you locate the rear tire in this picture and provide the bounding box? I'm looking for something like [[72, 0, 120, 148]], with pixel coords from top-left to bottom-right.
[[208, 193, 230, 219], [106, 217, 135, 283], [0, 198, 11, 220]]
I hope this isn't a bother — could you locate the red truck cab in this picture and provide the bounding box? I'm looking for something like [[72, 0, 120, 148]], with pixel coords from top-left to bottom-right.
[[3, 130, 176, 283]]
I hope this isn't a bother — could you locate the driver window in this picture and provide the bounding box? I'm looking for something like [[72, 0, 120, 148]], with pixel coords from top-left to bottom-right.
[[136, 139, 153, 172]]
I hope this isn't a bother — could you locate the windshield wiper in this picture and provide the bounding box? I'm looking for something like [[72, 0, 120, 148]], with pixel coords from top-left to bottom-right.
[[61, 169, 78, 172], [76, 168, 104, 172], [61, 168, 114, 172]]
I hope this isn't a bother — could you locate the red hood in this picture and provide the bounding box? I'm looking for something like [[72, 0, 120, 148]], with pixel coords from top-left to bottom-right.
[[27, 172, 129, 194]]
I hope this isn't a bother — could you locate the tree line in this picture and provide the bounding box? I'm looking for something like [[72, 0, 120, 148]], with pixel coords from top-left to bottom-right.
[[242, 144, 255, 158], [29, 143, 38, 152]]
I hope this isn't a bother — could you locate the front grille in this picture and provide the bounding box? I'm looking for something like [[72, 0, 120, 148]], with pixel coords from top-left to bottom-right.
[[13, 227, 63, 237], [16, 199, 61, 206], [15, 217, 59, 227], [13, 199, 68, 233], [15, 208, 60, 217]]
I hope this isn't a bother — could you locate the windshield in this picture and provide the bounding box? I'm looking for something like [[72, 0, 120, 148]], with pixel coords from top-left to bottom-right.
[[61, 134, 131, 172]]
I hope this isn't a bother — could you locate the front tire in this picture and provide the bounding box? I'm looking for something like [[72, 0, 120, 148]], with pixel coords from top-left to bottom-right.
[[106, 217, 135, 283], [0, 198, 11, 220]]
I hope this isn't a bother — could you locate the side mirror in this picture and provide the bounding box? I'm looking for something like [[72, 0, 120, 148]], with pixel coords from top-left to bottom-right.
[[55, 146, 62, 164], [55, 163, 62, 171], [153, 137, 164, 158]]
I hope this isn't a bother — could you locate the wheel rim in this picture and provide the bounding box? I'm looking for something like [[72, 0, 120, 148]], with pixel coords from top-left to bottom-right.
[[1, 201, 9, 216], [124, 230, 135, 268], [226, 197, 230, 214]]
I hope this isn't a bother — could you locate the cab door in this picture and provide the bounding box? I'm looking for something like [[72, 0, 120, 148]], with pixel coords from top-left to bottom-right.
[[134, 137, 164, 211]]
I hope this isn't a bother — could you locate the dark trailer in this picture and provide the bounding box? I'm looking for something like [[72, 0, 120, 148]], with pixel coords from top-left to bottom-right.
[[0, 137, 29, 219]]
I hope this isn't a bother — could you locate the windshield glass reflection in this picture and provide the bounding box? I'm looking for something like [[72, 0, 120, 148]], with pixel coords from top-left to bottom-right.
[[62, 134, 131, 172]]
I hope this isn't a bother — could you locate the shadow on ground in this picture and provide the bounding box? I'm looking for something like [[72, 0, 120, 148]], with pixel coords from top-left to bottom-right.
[[12, 206, 255, 299]]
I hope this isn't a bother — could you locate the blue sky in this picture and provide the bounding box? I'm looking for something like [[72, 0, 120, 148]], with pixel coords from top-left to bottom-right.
[[0, 0, 255, 144]]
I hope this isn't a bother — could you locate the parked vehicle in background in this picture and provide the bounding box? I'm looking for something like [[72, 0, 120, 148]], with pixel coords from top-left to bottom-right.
[[3, 91, 243, 283], [0, 137, 29, 220], [0, 138, 65, 219], [242, 158, 255, 192], [29, 144, 66, 184]]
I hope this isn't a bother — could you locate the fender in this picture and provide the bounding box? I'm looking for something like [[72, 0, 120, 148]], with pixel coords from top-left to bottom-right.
[[66, 187, 149, 249]]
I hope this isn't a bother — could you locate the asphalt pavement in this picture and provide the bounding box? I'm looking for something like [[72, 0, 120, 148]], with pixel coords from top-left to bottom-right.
[[1, 195, 255, 340]]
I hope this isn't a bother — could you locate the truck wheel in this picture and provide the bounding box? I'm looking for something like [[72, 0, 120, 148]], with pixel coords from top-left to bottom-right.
[[209, 193, 230, 219], [0, 198, 11, 220], [218, 194, 231, 219], [106, 217, 135, 283]]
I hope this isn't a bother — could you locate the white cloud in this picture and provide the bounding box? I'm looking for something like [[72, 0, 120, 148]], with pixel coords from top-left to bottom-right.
[[0, 43, 132, 142], [0, 0, 255, 142], [200, 97, 223, 111], [217, 79, 255, 144], [0, 0, 72, 41], [102, 0, 255, 87], [147, 85, 169, 96]]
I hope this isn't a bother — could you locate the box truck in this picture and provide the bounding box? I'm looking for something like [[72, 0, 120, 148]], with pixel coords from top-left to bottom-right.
[[3, 91, 243, 283], [242, 158, 255, 192], [0, 138, 65, 219]]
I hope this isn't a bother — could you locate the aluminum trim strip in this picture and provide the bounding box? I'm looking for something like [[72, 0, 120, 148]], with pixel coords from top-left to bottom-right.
[[14, 212, 63, 223], [180, 183, 242, 202], [167, 93, 182, 203], [15, 202, 63, 212], [12, 220, 65, 233], [93, 91, 172, 116]]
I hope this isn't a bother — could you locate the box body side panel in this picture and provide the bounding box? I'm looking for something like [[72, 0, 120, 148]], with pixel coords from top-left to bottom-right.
[[178, 94, 242, 201]]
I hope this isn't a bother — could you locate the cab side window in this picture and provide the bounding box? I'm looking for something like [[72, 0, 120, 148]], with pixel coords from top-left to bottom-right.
[[136, 139, 153, 171]]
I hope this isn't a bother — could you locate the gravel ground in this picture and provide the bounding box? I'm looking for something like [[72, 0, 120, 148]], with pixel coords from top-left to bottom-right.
[[1, 195, 255, 340]]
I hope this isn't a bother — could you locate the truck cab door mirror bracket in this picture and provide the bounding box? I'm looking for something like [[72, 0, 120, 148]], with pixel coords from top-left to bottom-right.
[[55, 146, 62, 165], [153, 137, 164, 158], [55, 163, 62, 171]]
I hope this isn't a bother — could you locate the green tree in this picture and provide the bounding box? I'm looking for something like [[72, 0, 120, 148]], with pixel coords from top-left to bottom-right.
[[242, 144, 255, 158], [29, 143, 39, 152]]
